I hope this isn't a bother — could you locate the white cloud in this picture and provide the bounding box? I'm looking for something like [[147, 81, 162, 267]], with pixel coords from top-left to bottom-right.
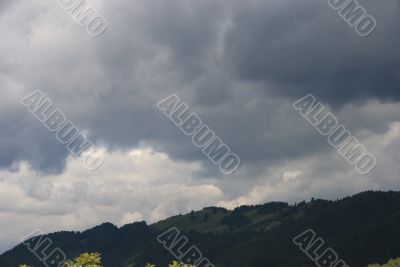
[[0, 147, 223, 252]]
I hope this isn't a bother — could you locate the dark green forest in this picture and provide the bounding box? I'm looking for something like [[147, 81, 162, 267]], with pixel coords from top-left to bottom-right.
[[2, 190, 400, 267]]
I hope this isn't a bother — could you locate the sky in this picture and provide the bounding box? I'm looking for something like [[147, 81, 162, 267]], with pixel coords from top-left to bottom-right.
[[0, 0, 399, 253]]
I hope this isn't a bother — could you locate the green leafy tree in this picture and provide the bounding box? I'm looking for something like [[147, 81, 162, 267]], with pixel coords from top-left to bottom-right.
[[63, 252, 103, 267], [20, 253, 196, 267], [368, 258, 400, 267], [168, 261, 195, 267], [145, 262, 194, 267]]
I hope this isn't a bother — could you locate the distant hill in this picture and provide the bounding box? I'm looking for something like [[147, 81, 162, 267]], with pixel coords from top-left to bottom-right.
[[1, 191, 400, 267]]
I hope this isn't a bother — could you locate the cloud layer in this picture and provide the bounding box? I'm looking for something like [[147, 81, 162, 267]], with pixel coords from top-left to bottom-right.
[[0, 0, 399, 253]]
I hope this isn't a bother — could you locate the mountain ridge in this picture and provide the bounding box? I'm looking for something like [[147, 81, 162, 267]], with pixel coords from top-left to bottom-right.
[[2, 190, 400, 267]]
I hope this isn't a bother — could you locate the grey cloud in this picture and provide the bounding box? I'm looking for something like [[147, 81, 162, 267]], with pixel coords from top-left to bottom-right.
[[0, 0, 13, 14], [0, 0, 400, 255], [224, 0, 400, 105], [1, 0, 398, 176]]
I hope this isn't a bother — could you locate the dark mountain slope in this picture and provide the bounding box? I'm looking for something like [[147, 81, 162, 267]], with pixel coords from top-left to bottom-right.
[[1, 191, 400, 267]]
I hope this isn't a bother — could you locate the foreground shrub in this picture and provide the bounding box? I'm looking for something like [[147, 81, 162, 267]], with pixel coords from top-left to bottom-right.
[[368, 258, 400, 267], [20, 253, 195, 267]]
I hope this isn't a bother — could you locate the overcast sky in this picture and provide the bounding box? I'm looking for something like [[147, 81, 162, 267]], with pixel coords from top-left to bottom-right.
[[0, 0, 399, 253]]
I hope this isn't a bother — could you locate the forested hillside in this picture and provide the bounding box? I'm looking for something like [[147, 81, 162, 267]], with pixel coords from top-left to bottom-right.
[[2, 191, 400, 267]]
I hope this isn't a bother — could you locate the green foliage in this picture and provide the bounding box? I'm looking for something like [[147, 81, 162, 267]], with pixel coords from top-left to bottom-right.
[[152, 207, 229, 233], [168, 261, 194, 267], [19, 252, 104, 267], [143, 262, 196, 267], [63, 252, 103, 267], [368, 258, 400, 267], [9, 191, 400, 267], [20, 255, 195, 267]]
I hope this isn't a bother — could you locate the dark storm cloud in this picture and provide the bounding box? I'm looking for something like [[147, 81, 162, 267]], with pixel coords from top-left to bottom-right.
[[1, 0, 399, 175], [224, 0, 400, 105], [1, 0, 400, 254], [0, 108, 68, 173]]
